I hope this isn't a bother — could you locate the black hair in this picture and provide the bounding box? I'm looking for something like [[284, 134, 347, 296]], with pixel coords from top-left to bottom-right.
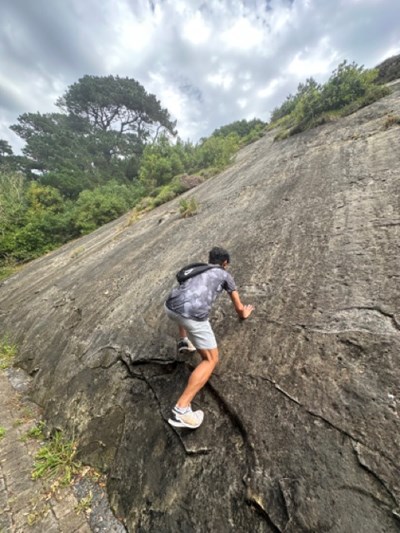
[[209, 246, 230, 265]]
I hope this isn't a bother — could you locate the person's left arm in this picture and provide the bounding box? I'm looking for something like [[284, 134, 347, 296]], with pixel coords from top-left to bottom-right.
[[229, 290, 254, 319], [223, 272, 254, 319]]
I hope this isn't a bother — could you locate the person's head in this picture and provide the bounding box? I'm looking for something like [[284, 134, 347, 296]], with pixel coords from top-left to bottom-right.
[[209, 246, 230, 267]]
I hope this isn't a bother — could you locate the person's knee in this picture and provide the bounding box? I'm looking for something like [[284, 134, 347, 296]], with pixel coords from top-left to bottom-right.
[[200, 348, 219, 367]]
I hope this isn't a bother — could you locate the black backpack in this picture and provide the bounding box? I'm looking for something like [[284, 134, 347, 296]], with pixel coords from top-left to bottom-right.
[[176, 263, 222, 284]]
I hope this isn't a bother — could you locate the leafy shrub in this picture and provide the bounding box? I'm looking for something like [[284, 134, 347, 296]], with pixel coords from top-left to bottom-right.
[[152, 186, 177, 207], [138, 135, 195, 189], [198, 167, 220, 179], [270, 61, 390, 139], [211, 119, 265, 140], [135, 196, 155, 212], [241, 128, 265, 145], [196, 133, 239, 169], [321, 62, 378, 111], [179, 197, 198, 218], [74, 181, 135, 234]]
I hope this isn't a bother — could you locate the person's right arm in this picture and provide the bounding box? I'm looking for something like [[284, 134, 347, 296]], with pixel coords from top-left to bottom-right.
[[229, 290, 254, 319]]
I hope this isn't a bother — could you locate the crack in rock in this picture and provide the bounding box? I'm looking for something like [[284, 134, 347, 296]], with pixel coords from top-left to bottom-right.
[[353, 441, 400, 512], [236, 371, 399, 474]]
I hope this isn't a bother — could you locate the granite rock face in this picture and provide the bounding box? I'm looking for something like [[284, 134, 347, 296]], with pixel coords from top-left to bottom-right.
[[1, 83, 400, 532]]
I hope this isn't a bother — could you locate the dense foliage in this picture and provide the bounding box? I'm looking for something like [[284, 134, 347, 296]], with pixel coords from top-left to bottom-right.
[[211, 119, 265, 144], [0, 75, 264, 270], [1, 56, 392, 273], [270, 61, 391, 139], [9, 75, 176, 197]]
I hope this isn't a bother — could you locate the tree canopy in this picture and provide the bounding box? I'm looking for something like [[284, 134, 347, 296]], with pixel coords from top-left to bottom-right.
[[10, 76, 177, 197], [57, 75, 176, 141], [0, 140, 13, 158]]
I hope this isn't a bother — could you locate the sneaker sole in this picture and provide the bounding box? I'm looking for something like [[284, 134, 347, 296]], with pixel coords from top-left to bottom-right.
[[168, 418, 203, 429]]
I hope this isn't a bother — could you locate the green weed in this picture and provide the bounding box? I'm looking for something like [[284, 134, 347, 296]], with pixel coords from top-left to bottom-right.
[[75, 491, 93, 514], [0, 263, 19, 282], [20, 421, 46, 442], [179, 197, 198, 218], [0, 336, 17, 370], [32, 430, 81, 486], [26, 504, 51, 526], [0, 427, 6, 440]]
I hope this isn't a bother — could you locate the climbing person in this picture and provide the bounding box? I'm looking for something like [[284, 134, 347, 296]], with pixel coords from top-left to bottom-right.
[[164, 246, 254, 429]]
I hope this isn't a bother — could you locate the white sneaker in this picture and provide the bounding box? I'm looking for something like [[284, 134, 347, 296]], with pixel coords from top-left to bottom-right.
[[168, 407, 204, 429], [177, 338, 196, 354]]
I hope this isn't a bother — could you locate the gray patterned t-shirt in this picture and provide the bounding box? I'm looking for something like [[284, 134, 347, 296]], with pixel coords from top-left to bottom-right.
[[166, 266, 237, 321]]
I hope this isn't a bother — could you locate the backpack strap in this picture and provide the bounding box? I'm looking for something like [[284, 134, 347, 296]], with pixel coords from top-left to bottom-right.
[[176, 263, 222, 283]]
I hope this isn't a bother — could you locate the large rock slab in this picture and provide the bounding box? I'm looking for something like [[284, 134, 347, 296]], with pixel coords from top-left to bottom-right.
[[1, 85, 400, 532]]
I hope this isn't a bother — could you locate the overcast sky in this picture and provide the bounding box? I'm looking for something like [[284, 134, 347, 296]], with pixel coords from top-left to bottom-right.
[[1, 0, 399, 151]]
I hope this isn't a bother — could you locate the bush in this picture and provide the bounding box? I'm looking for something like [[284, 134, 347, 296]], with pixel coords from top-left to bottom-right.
[[271, 60, 391, 139], [179, 197, 198, 218], [138, 135, 195, 189], [0, 176, 78, 263], [196, 134, 239, 170], [74, 181, 135, 234], [211, 119, 265, 140], [152, 186, 177, 207]]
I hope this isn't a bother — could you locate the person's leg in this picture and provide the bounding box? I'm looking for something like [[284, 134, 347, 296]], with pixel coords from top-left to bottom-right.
[[177, 325, 196, 353], [176, 347, 219, 408]]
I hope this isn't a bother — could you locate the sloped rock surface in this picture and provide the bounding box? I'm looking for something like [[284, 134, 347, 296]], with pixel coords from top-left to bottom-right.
[[1, 85, 400, 532]]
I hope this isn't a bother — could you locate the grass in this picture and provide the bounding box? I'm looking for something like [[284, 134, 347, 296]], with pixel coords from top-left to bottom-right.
[[20, 421, 46, 442], [26, 504, 51, 526], [0, 264, 19, 282], [75, 491, 93, 514], [32, 430, 81, 486], [0, 335, 17, 370], [179, 197, 198, 218], [384, 114, 400, 129], [70, 246, 85, 259], [0, 427, 6, 440]]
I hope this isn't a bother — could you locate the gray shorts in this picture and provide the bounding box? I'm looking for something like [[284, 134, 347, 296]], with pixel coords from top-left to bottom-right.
[[165, 305, 217, 350]]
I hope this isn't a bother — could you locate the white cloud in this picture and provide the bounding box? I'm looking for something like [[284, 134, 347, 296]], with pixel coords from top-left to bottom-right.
[[182, 12, 211, 45], [221, 17, 264, 51], [0, 0, 399, 151], [207, 70, 234, 90], [257, 78, 284, 99], [379, 43, 400, 62], [287, 38, 340, 77], [150, 72, 185, 119]]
